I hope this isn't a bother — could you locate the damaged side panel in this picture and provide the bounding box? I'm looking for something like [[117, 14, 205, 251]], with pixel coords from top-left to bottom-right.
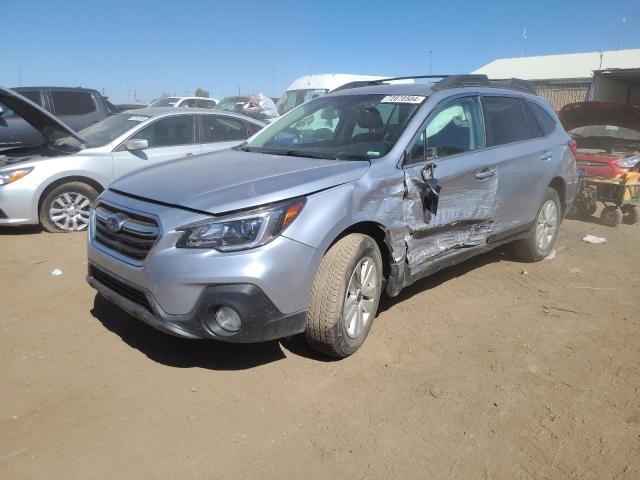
[[402, 159, 499, 278]]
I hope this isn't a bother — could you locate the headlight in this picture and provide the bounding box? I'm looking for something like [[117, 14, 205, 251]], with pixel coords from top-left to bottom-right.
[[616, 155, 640, 169], [177, 197, 306, 251], [0, 167, 33, 186]]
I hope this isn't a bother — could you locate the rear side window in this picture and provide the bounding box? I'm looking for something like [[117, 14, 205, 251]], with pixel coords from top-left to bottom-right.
[[51, 91, 97, 115], [200, 115, 248, 142], [522, 101, 543, 138], [527, 101, 556, 136], [481, 96, 529, 146]]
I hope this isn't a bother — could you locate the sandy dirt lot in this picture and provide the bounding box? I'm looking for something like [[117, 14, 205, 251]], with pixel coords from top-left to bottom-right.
[[1, 216, 639, 479]]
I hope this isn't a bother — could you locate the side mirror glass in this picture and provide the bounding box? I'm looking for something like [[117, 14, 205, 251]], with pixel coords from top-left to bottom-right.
[[0, 105, 5, 117], [124, 139, 149, 151]]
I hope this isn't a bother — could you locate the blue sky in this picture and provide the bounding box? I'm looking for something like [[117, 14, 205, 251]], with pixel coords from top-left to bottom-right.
[[3, 0, 639, 103]]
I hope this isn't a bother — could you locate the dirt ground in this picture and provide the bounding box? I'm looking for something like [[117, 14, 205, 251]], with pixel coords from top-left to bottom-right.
[[1, 215, 639, 480]]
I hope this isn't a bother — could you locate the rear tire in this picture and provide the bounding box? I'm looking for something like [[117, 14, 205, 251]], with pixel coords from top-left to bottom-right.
[[39, 182, 98, 233], [511, 188, 561, 262], [305, 234, 383, 358], [600, 206, 623, 227]]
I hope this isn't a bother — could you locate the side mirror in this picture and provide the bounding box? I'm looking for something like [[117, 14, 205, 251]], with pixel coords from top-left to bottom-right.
[[124, 139, 149, 151]]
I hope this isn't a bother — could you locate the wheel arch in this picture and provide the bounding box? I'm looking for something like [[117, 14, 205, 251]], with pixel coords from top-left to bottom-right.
[[38, 175, 105, 214], [325, 221, 394, 281], [549, 176, 567, 215]]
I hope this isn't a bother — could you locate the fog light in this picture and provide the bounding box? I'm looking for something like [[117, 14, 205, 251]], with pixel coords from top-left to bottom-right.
[[215, 306, 241, 332]]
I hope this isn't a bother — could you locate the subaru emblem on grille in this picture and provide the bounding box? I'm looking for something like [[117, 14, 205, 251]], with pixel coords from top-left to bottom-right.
[[106, 214, 126, 233]]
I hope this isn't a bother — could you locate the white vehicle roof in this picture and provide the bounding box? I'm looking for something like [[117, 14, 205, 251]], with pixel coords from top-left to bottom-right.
[[285, 74, 414, 92]]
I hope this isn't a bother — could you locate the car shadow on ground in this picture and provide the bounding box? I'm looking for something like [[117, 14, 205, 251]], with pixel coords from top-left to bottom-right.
[[89, 248, 516, 368], [0, 225, 43, 235], [378, 248, 508, 313], [90, 295, 288, 371]]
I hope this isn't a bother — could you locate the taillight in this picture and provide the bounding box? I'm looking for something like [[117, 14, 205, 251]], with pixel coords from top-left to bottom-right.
[[568, 139, 577, 156]]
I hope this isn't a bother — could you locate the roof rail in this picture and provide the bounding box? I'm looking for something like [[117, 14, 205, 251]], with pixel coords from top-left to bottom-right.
[[330, 75, 449, 93], [489, 78, 537, 94], [431, 74, 491, 91], [330, 74, 538, 95]]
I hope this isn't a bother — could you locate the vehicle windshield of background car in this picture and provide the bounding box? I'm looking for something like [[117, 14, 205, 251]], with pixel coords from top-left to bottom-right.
[[276, 89, 328, 114], [149, 97, 180, 107], [74, 113, 150, 148], [243, 94, 424, 161], [215, 96, 248, 112]]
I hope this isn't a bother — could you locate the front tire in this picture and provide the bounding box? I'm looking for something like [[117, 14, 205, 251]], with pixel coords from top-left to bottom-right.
[[511, 188, 561, 261], [39, 182, 98, 233], [305, 234, 383, 358]]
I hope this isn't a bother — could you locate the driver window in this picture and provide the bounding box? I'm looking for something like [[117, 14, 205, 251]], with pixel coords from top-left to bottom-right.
[[406, 96, 485, 165]]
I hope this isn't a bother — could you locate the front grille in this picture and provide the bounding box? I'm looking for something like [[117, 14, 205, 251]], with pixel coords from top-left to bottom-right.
[[93, 203, 159, 261], [90, 265, 153, 313]]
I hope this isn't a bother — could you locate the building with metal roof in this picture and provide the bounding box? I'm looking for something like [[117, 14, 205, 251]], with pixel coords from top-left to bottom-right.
[[473, 49, 640, 110]]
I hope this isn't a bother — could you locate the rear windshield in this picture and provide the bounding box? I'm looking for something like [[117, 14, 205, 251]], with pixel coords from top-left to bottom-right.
[[243, 94, 425, 161]]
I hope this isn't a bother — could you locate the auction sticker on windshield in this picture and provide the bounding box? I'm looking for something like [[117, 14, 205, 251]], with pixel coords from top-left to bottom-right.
[[128, 116, 149, 122], [380, 95, 425, 104]]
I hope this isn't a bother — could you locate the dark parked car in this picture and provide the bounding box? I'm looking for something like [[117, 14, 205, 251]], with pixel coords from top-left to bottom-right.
[[0, 87, 117, 149]]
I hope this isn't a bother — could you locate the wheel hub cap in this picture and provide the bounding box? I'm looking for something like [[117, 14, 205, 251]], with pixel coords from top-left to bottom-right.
[[343, 257, 377, 339], [49, 192, 91, 231], [535, 200, 558, 251]]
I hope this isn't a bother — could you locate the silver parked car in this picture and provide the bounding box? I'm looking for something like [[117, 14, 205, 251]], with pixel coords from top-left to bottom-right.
[[0, 86, 265, 232], [86, 75, 578, 357]]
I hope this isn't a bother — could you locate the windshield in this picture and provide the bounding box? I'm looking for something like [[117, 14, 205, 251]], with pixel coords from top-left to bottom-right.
[[243, 94, 425, 161], [77, 113, 150, 147], [215, 96, 247, 112], [276, 89, 329, 114], [149, 97, 179, 107]]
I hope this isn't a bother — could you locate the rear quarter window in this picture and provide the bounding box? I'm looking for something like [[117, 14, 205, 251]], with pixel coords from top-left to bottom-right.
[[527, 101, 557, 136], [481, 96, 530, 146], [51, 91, 97, 115]]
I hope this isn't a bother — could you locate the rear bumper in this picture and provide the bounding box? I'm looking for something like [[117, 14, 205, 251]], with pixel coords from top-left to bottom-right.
[[87, 263, 307, 342]]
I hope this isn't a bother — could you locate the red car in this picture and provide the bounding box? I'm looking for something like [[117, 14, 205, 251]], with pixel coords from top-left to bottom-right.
[[559, 101, 640, 179]]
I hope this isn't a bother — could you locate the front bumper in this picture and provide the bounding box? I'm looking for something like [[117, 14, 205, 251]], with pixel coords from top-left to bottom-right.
[[0, 180, 39, 225], [87, 263, 307, 342]]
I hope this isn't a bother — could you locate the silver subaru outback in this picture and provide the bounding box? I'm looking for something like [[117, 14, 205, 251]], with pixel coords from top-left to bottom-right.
[[87, 75, 578, 358]]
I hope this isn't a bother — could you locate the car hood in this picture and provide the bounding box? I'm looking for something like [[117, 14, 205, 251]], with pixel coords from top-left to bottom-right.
[[0, 86, 85, 144], [111, 149, 370, 215], [559, 102, 640, 132]]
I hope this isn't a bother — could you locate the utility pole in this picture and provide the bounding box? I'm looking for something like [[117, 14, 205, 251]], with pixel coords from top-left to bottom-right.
[[522, 28, 527, 57], [17, 67, 22, 86], [428, 51, 433, 75]]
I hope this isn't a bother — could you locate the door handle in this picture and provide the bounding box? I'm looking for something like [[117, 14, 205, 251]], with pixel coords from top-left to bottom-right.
[[186, 152, 194, 157], [540, 152, 553, 161], [475, 167, 496, 180]]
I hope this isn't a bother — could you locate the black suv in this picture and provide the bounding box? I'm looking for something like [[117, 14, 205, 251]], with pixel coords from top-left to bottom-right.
[[0, 87, 117, 149]]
